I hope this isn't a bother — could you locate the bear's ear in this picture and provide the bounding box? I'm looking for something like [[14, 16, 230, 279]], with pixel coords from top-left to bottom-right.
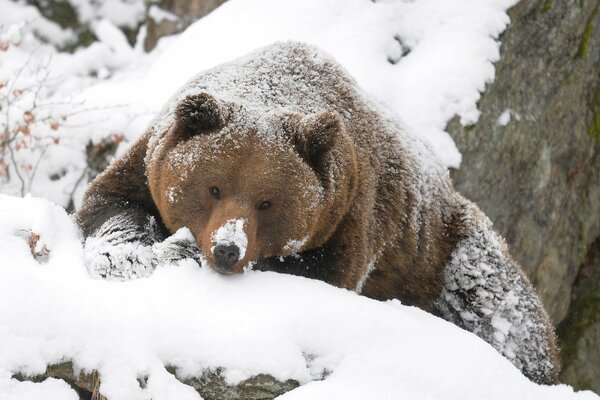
[[173, 92, 224, 137], [293, 111, 344, 169]]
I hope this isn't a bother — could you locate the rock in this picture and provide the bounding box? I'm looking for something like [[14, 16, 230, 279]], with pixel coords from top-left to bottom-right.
[[14, 362, 299, 400], [144, 0, 227, 51], [446, 0, 600, 393], [447, 0, 600, 324], [558, 238, 600, 393]]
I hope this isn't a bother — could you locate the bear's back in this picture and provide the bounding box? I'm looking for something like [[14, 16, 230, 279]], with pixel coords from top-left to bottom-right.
[[185, 42, 362, 117]]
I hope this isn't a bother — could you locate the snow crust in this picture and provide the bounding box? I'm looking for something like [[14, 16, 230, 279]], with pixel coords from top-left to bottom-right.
[[1, 195, 598, 400]]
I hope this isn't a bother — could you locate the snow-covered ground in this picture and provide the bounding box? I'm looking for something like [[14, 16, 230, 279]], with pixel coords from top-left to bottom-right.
[[2, 0, 595, 399], [1, 195, 598, 400]]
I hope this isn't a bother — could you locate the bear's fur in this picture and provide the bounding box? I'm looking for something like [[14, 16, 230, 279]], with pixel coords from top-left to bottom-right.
[[77, 42, 559, 384]]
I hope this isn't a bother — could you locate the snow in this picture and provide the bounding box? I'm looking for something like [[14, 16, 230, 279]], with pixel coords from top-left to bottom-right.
[[283, 237, 309, 254], [68, 0, 145, 29], [211, 218, 249, 260], [148, 5, 179, 23], [498, 109, 512, 126], [497, 108, 521, 126], [1, 194, 598, 400], [354, 254, 380, 294]]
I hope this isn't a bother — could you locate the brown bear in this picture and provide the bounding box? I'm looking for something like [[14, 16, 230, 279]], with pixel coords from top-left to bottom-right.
[[77, 42, 559, 384]]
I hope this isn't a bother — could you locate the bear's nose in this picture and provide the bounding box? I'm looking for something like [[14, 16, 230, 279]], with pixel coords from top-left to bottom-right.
[[212, 244, 240, 273]]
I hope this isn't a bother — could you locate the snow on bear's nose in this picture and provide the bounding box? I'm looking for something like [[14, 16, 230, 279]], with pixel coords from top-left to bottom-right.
[[210, 218, 248, 274]]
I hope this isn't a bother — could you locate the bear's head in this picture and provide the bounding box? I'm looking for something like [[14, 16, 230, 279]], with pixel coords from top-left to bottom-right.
[[147, 92, 358, 274]]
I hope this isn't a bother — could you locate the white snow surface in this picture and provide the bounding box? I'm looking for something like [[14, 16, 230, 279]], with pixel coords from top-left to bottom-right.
[[0, 195, 598, 400]]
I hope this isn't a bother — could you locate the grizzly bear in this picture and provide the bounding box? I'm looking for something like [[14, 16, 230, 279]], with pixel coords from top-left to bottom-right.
[[77, 42, 559, 384]]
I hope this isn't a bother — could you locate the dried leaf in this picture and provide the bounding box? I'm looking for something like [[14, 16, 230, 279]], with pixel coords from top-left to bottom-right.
[[29, 232, 51, 261]]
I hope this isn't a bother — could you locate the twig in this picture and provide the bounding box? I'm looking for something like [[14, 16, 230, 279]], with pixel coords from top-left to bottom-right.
[[7, 140, 25, 196], [28, 144, 49, 192]]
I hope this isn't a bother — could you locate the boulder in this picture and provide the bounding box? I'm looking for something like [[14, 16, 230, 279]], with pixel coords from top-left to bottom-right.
[[447, 0, 600, 324], [446, 0, 600, 392]]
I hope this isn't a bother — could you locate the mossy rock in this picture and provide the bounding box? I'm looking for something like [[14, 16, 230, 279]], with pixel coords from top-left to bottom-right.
[[558, 239, 600, 392]]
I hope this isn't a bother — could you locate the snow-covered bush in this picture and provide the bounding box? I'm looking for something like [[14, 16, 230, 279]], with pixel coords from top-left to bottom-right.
[[0, 0, 149, 208]]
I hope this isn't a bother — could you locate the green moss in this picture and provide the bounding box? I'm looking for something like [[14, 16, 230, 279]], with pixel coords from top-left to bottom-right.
[[463, 123, 477, 133], [542, 0, 553, 13], [576, 4, 598, 58], [558, 293, 600, 366], [589, 85, 600, 141]]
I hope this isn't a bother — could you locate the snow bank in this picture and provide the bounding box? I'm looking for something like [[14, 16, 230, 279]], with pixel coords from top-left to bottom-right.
[[0, 195, 597, 400]]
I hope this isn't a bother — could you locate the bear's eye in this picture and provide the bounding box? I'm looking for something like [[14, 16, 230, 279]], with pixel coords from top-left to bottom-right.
[[210, 186, 221, 199], [258, 200, 272, 210]]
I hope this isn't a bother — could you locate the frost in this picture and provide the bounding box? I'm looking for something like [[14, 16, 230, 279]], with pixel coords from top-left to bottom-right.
[[434, 203, 557, 384], [152, 227, 204, 266], [211, 218, 248, 259], [283, 236, 309, 254], [355, 254, 380, 294], [83, 213, 157, 280], [165, 186, 179, 203]]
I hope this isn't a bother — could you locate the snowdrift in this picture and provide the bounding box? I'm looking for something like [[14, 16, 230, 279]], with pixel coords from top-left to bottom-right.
[[0, 195, 597, 400]]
